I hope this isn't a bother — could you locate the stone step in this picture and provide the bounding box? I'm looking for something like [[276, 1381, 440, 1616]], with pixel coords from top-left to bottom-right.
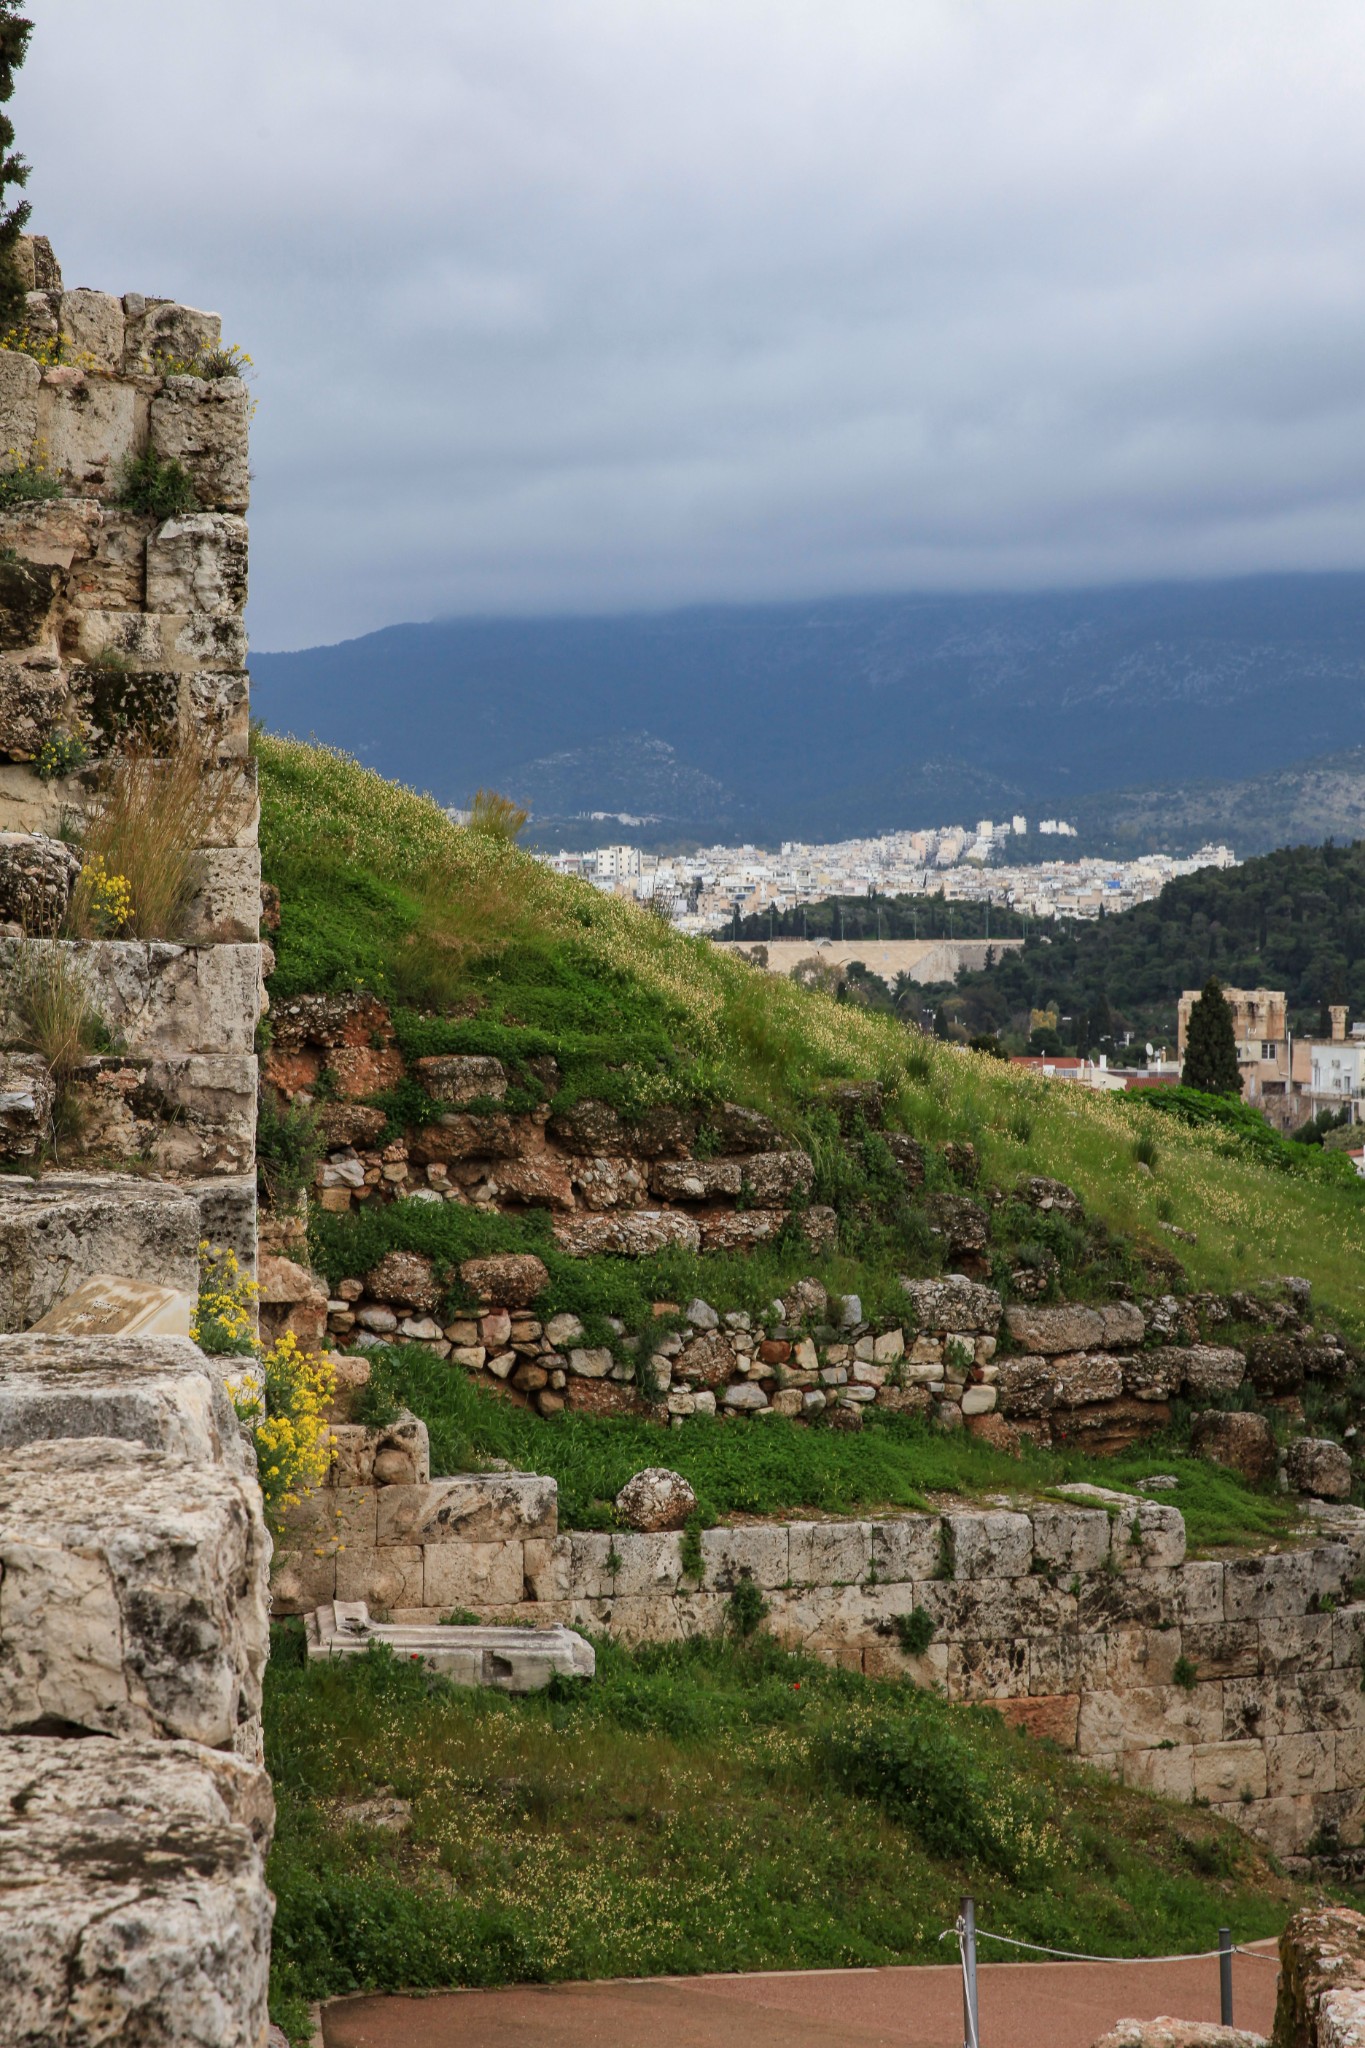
[[0, 1436, 268, 1747], [0, 1733, 272, 2047], [306, 1599, 594, 1691], [0, 1331, 252, 1477], [0, 1171, 199, 1330]]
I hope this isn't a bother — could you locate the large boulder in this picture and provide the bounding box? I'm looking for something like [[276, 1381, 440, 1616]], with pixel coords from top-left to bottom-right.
[[413, 1053, 507, 1104], [1190, 1409, 1276, 1486], [616, 1467, 698, 1531], [364, 1249, 440, 1313], [458, 1252, 549, 1307], [0, 1735, 273, 2048], [553, 1211, 701, 1258], [1285, 1437, 1353, 1501], [902, 1275, 1002, 1334], [0, 831, 81, 935], [1005, 1301, 1105, 1355], [1015, 1174, 1084, 1219]]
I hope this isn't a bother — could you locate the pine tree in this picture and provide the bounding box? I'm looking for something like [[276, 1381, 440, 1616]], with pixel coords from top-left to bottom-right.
[[1182, 977, 1242, 1096], [0, 6, 32, 338]]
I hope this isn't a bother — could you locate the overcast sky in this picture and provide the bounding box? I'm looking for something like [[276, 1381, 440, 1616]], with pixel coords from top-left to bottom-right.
[[23, 1, 1365, 648]]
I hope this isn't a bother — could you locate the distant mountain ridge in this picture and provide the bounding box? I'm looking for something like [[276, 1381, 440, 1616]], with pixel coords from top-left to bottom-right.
[[251, 572, 1365, 848]]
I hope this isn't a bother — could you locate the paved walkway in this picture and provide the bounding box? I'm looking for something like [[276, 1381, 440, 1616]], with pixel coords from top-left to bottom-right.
[[322, 1946, 1281, 2048]]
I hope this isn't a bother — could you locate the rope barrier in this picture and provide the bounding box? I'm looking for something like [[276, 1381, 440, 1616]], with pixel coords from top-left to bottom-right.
[[938, 1925, 1280, 1968]]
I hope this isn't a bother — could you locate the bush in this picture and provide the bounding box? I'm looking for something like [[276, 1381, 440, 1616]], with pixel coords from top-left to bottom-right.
[[892, 1606, 935, 1656], [257, 1086, 323, 1212], [114, 449, 198, 518]]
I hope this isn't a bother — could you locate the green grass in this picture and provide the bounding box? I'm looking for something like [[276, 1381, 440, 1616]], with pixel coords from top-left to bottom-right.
[[358, 1343, 1301, 1550], [264, 1627, 1308, 2040], [259, 735, 1365, 1334]]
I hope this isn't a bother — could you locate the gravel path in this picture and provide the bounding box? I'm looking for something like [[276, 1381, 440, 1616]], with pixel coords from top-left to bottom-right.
[[321, 1945, 1280, 2048]]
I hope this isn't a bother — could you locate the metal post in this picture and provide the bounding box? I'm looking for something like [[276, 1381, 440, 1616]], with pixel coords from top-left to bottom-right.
[[1219, 1927, 1233, 2026], [960, 1893, 980, 2048]]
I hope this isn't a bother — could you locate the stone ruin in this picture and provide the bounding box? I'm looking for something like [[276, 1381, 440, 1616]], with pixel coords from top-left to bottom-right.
[[0, 237, 273, 2045]]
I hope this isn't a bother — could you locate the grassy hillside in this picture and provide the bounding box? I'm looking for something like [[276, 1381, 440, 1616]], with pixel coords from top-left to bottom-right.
[[258, 735, 1365, 1334], [264, 1627, 1308, 2038]]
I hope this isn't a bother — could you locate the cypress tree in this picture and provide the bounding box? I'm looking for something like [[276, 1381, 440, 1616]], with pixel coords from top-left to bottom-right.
[[1182, 977, 1242, 1096], [0, 5, 32, 337]]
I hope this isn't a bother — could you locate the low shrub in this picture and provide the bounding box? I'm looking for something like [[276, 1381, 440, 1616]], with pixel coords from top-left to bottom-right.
[[257, 1086, 323, 1211], [114, 448, 198, 518], [0, 447, 60, 506]]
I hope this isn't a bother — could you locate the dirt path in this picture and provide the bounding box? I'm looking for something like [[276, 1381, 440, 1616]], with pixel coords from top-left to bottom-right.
[[321, 1945, 1281, 2048]]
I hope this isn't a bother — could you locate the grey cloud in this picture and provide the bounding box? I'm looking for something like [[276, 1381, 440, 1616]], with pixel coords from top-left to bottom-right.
[[20, 0, 1365, 647]]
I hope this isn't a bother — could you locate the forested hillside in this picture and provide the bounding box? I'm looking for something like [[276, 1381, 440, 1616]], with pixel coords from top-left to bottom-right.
[[922, 839, 1365, 1050]]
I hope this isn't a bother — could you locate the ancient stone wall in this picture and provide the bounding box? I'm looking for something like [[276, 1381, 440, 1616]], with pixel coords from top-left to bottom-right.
[[0, 238, 272, 2044], [282, 1454, 1365, 1867]]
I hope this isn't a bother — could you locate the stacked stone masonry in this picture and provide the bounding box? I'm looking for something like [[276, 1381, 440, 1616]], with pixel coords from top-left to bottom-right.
[[0, 240, 272, 2045], [283, 1456, 1365, 1865]]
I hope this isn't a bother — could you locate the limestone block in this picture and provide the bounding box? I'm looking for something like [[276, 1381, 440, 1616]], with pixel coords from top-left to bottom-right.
[[0, 347, 39, 461], [0, 1171, 199, 1330], [1077, 1683, 1223, 1756], [700, 1523, 790, 1589], [0, 1049, 53, 1157], [900, 1275, 1002, 1334], [64, 605, 247, 672], [571, 1155, 648, 1209], [524, 1534, 573, 1602], [1078, 1562, 1223, 1631], [1191, 1738, 1268, 1803], [1109, 1500, 1187, 1570], [376, 1473, 558, 1545], [616, 1467, 697, 1531], [650, 1157, 742, 1201], [699, 1209, 787, 1253], [153, 1052, 259, 1173], [553, 1210, 702, 1257], [943, 1509, 1032, 1579], [267, 1547, 337, 1616], [0, 828, 80, 932], [1259, 1614, 1336, 1675], [1099, 1301, 1146, 1349], [1288, 1437, 1354, 1501], [0, 939, 263, 1055], [735, 1149, 815, 1203], [788, 1520, 872, 1586], [1190, 1409, 1275, 1484], [870, 1515, 942, 1582], [186, 1174, 256, 1274], [327, 1415, 429, 1489], [123, 298, 222, 371], [149, 375, 249, 511], [723, 1380, 768, 1410], [1224, 1550, 1332, 1621], [65, 506, 151, 610], [1179, 1622, 1262, 1679], [1050, 1350, 1125, 1406], [995, 1355, 1056, 1417], [1029, 1503, 1112, 1574], [0, 1436, 268, 1745], [421, 1539, 526, 1609], [0, 660, 66, 759], [1004, 1302, 1105, 1354], [184, 666, 252, 754], [0, 1733, 272, 2048], [1120, 1744, 1194, 1800], [946, 1636, 1031, 1701], [335, 1543, 424, 1609], [995, 1694, 1080, 1747], [58, 288, 125, 370], [598, 1532, 688, 1597], [1184, 1345, 1248, 1396], [37, 369, 139, 492], [1123, 1347, 1191, 1401], [0, 1331, 249, 1475], [145, 510, 249, 613], [1028, 1631, 1087, 1697], [1267, 1730, 1337, 1798]]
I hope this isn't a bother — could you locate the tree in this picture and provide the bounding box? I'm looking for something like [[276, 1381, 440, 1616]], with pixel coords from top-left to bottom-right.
[[0, 6, 31, 336], [1182, 977, 1242, 1096]]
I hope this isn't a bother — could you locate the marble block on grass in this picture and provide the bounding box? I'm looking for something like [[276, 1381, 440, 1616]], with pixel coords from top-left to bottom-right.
[[306, 1599, 594, 1691]]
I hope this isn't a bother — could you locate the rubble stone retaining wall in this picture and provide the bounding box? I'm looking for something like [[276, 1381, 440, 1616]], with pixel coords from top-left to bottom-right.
[[1275, 1907, 1365, 2046], [281, 1457, 1365, 1865]]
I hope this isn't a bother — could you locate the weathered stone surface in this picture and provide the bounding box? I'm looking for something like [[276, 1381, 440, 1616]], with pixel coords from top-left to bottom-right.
[[0, 1331, 250, 1475], [458, 1252, 549, 1307], [902, 1275, 1003, 1334], [1051, 1351, 1125, 1407], [308, 1599, 594, 1689], [705, 1101, 783, 1153], [413, 1053, 507, 1104], [377, 1472, 557, 1544], [0, 1733, 273, 2048], [329, 1414, 429, 1488], [0, 658, 66, 759], [0, 1050, 53, 1157], [1246, 1335, 1309, 1397], [0, 1171, 200, 1330], [674, 1329, 738, 1387], [1191, 1410, 1276, 1485], [180, 842, 262, 944], [617, 1468, 698, 1531], [570, 1154, 648, 1209], [0, 830, 81, 934], [883, 1130, 926, 1186], [926, 1192, 990, 1258], [0, 939, 262, 1057], [1015, 1174, 1084, 1219], [37, 369, 138, 492], [1100, 1301, 1147, 1349], [1091, 2024, 1266, 2047], [256, 1253, 327, 1350], [995, 1354, 1057, 1417], [0, 347, 39, 464], [364, 1249, 440, 1312], [0, 1436, 267, 1745], [736, 1149, 815, 1203], [548, 1098, 629, 1152], [650, 1157, 743, 1201], [1287, 1438, 1354, 1502], [148, 374, 250, 510], [724, 1381, 769, 1411], [1005, 1302, 1106, 1354], [1275, 1907, 1365, 2048], [186, 1174, 256, 1275], [553, 1210, 701, 1258], [699, 1208, 788, 1252], [145, 510, 249, 613], [1123, 1345, 1190, 1401], [1185, 1344, 1248, 1395], [1052, 1395, 1172, 1455]]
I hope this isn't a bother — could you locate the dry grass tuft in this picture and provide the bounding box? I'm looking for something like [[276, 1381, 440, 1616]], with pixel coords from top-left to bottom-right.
[[10, 939, 105, 1084], [67, 732, 238, 941]]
